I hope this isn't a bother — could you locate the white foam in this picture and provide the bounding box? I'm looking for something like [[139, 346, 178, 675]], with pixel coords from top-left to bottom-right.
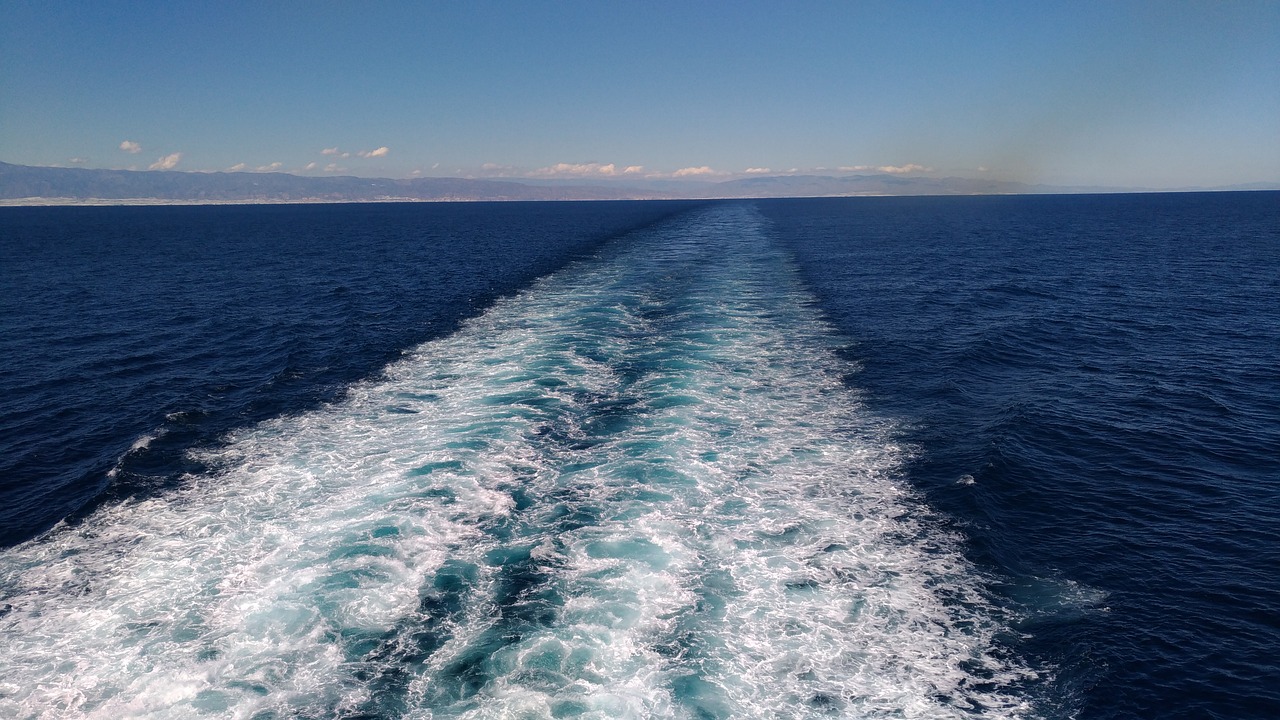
[[104, 430, 165, 479], [0, 204, 1038, 718]]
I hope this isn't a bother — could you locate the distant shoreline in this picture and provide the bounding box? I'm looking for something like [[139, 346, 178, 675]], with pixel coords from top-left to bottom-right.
[[3, 187, 1278, 208], [0, 196, 478, 207], [6, 161, 1275, 207]]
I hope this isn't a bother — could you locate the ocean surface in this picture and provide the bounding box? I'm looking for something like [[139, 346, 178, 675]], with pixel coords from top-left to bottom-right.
[[0, 193, 1276, 719]]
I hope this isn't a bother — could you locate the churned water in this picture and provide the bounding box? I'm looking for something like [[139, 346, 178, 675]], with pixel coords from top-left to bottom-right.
[[1, 193, 1277, 718]]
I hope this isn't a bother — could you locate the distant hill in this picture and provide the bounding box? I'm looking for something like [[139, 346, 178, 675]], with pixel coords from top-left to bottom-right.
[[2, 161, 1274, 204], [0, 162, 668, 203], [704, 173, 1055, 197]]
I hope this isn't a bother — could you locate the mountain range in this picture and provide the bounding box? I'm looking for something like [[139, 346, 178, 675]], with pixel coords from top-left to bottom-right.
[[2, 161, 1275, 204]]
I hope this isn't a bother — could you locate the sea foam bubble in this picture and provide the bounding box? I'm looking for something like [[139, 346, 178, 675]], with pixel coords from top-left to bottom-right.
[[0, 204, 1037, 718]]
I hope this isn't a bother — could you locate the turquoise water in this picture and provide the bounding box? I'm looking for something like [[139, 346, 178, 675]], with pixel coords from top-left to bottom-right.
[[0, 204, 1032, 718]]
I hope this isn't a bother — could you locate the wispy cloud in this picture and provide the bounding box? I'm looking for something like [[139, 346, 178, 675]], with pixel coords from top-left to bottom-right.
[[256, 162, 283, 172], [324, 163, 345, 173], [530, 162, 622, 177], [358, 146, 389, 158], [839, 163, 933, 174], [322, 147, 351, 158], [478, 162, 517, 177], [304, 162, 318, 171], [879, 163, 932, 174], [68, 157, 88, 165], [743, 167, 771, 174], [428, 161, 736, 181], [148, 152, 182, 170], [227, 162, 247, 172], [672, 166, 719, 177], [120, 140, 142, 154]]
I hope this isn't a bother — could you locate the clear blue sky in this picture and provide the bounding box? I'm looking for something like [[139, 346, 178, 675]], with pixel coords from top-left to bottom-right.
[[2, 0, 1277, 187]]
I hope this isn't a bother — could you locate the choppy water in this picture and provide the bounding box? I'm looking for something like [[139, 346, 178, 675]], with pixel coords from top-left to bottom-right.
[[0, 201, 694, 545], [0, 204, 1030, 718], [761, 192, 1280, 719], [2, 193, 1278, 718]]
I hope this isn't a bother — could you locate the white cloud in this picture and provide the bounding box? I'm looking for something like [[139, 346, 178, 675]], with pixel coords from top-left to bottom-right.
[[256, 162, 283, 172], [358, 146, 389, 158], [479, 162, 519, 177], [322, 147, 340, 155], [838, 163, 933, 174], [324, 163, 345, 173], [227, 162, 247, 172], [304, 162, 318, 171], [120, 140, 142, 154], [530, 162, 622, 177], [743, 167, 771, 174], [977, 165, 989, 173], [148, 152, 182, 170], [468, 161, 641, 179], [878, 163, 932, 174], [673, 166, 717, 177], [411, 169, 422, 176], [68, 157, 88, 165]]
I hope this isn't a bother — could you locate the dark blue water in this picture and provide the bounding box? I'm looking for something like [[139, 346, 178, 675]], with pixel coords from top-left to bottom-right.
[[0, 201, 701, 545], [1, 193, 1276, 718], [761, 192, 1280, 719]]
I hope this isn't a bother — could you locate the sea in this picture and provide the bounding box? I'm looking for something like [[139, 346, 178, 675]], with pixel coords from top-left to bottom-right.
[[0, 193, 1276, 719]]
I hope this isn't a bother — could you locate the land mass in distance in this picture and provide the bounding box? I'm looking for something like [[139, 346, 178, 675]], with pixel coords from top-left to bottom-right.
[[2, 161, 1275, 205]]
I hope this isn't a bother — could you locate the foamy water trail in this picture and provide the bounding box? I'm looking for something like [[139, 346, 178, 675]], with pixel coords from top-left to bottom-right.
[[0, 205, 1036, 718]]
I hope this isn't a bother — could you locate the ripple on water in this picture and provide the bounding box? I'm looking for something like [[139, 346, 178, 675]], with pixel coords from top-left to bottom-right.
[[0, 205, 1040, 719]]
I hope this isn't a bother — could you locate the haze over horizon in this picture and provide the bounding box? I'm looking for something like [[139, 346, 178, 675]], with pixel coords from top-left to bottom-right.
[[2, 1, 1277, 189]]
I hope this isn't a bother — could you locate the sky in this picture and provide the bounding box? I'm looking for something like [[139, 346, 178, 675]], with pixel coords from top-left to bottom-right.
[[1, 0, 1277, 188]]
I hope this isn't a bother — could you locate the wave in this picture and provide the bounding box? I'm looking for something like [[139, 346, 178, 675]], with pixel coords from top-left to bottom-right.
[[0, 204, 1036, 718]]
